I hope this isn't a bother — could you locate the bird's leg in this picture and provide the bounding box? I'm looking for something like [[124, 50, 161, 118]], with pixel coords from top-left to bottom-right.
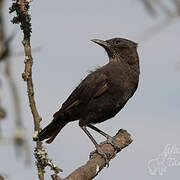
[[79, 123, 110, 166], [87, 123, 121, 152]]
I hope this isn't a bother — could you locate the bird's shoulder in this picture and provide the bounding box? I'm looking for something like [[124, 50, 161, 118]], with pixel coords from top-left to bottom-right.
[[58, 65, 109, 113]]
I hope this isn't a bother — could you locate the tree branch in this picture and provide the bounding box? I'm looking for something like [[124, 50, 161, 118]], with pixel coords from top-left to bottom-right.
[[0, 0, 32, 165], [9, 0, 44, 178], [0, 0, 6, 121], [51, 129, 132, 180], [9, 1, 62, 179]]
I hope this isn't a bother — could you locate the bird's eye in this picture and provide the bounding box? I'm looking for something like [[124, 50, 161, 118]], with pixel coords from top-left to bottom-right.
[[115, 40, 121, 45]]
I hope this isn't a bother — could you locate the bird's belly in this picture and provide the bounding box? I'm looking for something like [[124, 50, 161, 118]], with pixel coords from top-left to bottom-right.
[[83, 96, 124, 124], [89, 108, 120, 124]]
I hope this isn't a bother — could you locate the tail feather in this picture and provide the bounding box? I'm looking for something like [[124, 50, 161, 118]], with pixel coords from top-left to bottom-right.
[[38, 118, 67, 143], [45, 125, 65, 144]]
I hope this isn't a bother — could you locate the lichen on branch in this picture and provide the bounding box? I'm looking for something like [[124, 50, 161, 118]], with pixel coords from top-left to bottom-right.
[[9, 0, 32, 42], [9, 1, 61, 179]]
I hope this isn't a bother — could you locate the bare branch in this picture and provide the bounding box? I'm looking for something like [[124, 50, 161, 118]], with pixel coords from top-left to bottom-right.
[[137, 10, 179, 42], [141, 0, 157, 16], [9, 0, 44, 179], [173, 0, 180, 14], [10, 46, 41, 57], [0, 106, 6, 119], [5, 57, 22, 126], [52, 129, 132, 180], [9, 1, 61, 179], [0, 0, 7, 122], [0, 0, 31, 164]]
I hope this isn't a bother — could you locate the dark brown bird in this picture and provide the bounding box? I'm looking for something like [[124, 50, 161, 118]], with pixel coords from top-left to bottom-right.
[[38, 38, 140, 162]]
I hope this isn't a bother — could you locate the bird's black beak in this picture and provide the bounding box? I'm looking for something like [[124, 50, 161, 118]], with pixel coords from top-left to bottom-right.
[[91, 39, 109, 48]]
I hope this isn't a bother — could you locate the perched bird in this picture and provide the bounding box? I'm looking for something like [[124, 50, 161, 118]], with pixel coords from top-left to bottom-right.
[[38, 38, 140, 162]]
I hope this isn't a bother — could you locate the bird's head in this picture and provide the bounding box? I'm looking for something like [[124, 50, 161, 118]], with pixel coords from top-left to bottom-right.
[[91, 38, 138, 63]]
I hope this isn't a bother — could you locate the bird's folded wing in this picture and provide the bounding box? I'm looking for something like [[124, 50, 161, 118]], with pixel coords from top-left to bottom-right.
[[93, 83, 108, 98], [63, 99, 80, 111], [57, 72, 108, 114]]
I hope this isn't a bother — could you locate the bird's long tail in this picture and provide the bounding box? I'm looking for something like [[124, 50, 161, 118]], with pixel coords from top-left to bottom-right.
[[38, 118, 68, 144]]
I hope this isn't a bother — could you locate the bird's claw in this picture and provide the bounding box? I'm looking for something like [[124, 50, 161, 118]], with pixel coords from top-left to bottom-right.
[[89, 146, 110, 167], [96, 146, 110, 167], [107, 137, 121, 152]]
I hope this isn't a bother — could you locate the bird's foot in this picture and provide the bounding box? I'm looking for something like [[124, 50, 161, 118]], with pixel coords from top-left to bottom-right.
[[96, 146, 111, 167], [101, 136, 121, 152], [90, 146, 110, 167], [106, 136, 121, 153]]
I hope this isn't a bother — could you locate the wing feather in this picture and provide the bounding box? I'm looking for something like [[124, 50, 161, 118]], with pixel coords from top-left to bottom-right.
[[58, 71, 108, 113]]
